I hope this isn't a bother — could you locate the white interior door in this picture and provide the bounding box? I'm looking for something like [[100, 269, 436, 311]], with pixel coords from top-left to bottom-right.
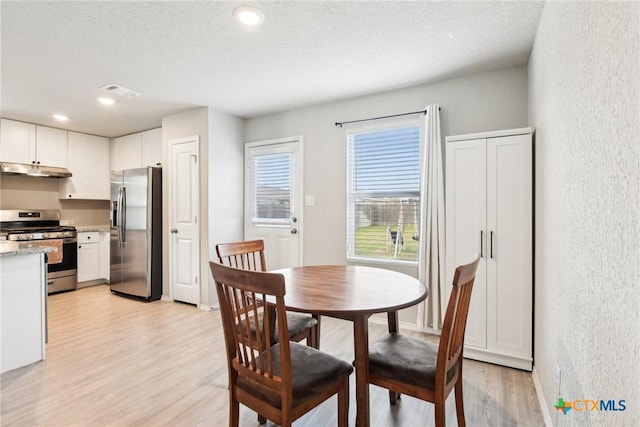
[[245, 137, 303, 270], [169, 136, 200, 305]]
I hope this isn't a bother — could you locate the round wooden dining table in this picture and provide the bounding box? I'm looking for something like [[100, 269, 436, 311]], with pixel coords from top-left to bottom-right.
[[270, 265, 428, 427]]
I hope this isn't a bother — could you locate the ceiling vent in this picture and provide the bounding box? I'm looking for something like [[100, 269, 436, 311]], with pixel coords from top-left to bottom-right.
[[100, 84, 141, 99]]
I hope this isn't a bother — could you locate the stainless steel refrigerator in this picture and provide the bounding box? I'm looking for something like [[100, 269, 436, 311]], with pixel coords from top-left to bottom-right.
[[110, 167, 162, 301]]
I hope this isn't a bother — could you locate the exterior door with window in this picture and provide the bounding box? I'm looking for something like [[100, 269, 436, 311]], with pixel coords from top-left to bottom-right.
[[245, 137, 302, 270]]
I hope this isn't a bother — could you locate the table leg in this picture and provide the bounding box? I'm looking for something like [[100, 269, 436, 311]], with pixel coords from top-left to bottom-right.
[[387, 311, 398, 333], [353, 315, 370, 427]]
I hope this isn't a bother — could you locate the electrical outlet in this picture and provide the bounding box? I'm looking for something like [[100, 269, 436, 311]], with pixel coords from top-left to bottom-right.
[[556, 365, 562, 396]]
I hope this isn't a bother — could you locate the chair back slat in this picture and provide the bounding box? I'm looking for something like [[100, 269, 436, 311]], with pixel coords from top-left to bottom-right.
[[210, 261, 291, 391], [437, 256, 480, 385], [216, 240, 267, 272], [231, 287, 264, 371]]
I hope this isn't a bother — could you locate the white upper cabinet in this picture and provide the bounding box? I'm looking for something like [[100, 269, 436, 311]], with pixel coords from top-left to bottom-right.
[[0, 119, 36, 163], [0, 119, 68, 168], [111, 133, 142, 172], [111, 128, 162, 171], [60, 132, 110, 200], [141, 128, 162, 167], [35, 125, 68, 168]]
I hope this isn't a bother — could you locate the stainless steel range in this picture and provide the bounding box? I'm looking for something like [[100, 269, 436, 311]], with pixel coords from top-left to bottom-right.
[[0, 210, 78, 294]]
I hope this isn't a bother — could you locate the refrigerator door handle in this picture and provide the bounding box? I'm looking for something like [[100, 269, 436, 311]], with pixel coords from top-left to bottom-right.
[[116, 187, 123, 247], [121, 186, 127, 245]]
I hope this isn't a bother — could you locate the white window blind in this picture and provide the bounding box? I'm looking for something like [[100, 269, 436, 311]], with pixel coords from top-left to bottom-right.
[[250, 152, 292, 223], [347, 125, 421, 263]]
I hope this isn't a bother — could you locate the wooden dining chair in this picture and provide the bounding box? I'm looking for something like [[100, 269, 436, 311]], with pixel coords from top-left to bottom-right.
[[209, 262, 353, 427], [216, 240, 320, 349], [366, 256, 481, 427]]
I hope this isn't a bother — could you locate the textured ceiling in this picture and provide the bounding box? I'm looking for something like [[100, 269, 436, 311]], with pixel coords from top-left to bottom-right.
[[1, 1, 544, 137]]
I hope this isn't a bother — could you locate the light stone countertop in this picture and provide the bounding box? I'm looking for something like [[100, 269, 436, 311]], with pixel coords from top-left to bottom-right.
[[0, 241, 58, 257], [76, 225, 111, 233]]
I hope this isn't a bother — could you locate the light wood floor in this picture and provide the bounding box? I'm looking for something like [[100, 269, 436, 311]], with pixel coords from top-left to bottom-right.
[[1, 285, 544, 426]]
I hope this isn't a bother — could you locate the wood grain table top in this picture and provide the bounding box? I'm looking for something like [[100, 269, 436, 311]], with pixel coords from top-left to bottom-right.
[[270, 265, 427, 316]]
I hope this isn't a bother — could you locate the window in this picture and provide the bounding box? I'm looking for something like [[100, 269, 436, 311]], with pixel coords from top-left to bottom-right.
[[249, 151, 292, 224], [346, 122, 421, 264]]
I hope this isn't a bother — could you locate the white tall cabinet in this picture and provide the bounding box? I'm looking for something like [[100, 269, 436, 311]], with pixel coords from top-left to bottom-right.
[[445, 127, 533, 371]]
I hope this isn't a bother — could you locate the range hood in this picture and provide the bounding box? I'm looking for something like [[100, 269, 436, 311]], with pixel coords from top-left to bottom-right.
[[0, 162, 72, 178]]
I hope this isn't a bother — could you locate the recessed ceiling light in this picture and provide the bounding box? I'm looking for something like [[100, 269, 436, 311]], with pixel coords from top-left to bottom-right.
[[233, 6, 264, 26], [97, 97, 115, 105], [53, 114, 69, 122]]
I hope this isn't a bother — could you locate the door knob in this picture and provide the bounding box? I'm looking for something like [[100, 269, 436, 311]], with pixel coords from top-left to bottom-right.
[[170, 228, 178, 234], [290, 228, 298, 235]]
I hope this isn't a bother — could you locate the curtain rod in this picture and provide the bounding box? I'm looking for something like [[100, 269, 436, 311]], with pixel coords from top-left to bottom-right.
[[335, 107, 441, 128]]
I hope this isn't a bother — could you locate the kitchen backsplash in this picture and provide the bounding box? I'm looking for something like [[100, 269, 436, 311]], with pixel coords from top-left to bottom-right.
[[0, 175, 109, 226]]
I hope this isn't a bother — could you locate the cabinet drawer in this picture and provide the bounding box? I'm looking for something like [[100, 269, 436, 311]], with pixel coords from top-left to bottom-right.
[[78, 232, 99, 244]]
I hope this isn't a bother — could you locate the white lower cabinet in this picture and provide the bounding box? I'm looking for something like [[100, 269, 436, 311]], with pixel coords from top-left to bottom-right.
[[1, 252, 46, 373], [77, 232, 101, 282], [445, 127, 533, 371], [77, 231, 110, 284]]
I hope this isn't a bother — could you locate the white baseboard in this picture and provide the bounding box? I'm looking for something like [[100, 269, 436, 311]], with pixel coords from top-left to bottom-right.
[[463, 346, 532, 371], [77, 279, 108, 289], [160, 295, 216, 312], [198, 304, 213, 311], [532, 367, 553, 427]]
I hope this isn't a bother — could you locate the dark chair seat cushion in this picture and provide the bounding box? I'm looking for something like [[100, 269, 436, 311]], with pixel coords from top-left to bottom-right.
[[242, 312, 317, 344], [237, 342, 353, 408], [368, 333, 456, 390], [281, 313, 318, 341]]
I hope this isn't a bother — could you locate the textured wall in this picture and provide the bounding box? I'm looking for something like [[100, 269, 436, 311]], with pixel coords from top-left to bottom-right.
[[207, 110, 245, 307], [529, 2, 639, 425], [246, 66, 528, 325], [246, 66, 529, 267]]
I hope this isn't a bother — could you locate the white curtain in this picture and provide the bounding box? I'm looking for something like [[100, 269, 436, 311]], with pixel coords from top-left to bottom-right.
[[417, 104, 447, 330]]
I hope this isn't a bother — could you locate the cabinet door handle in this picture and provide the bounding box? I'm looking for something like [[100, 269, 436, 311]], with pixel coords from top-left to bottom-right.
[[490, 231, 494, 259], [480, 230, 484, 258]]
